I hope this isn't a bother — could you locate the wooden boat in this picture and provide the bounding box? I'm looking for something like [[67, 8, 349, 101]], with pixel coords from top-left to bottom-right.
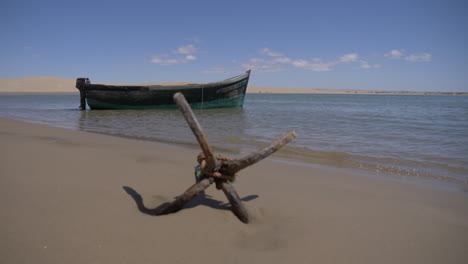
[[75, 70, 251, 110]]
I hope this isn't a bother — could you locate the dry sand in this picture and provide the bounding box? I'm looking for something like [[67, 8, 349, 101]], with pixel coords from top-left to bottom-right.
[[1, 117, 467, 264], [2, 76, 466, 95]]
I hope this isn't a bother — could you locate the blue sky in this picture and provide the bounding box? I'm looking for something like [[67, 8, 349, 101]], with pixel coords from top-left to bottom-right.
[[1, 0, 467, 91]]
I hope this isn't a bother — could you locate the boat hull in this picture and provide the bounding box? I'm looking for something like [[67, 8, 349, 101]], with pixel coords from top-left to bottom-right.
[[78, 71, 250, 110]]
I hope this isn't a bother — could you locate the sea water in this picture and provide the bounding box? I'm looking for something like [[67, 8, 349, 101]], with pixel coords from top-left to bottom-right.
[[1, 93, 467, 184]]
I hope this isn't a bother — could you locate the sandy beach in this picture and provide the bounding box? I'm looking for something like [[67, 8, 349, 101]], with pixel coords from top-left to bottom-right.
[[1, 117, 467, 263]]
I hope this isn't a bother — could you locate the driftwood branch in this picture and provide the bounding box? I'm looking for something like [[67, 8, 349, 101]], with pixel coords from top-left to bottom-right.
[[173, 92, 217, 173], [219, 131, 296, 176], [147, 92, 297, 223], [216, 179, 249, 223], [156, 178, 213, 215]]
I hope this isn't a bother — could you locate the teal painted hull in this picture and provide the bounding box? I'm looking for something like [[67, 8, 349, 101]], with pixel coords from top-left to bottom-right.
[[86, 94, 246, 110]]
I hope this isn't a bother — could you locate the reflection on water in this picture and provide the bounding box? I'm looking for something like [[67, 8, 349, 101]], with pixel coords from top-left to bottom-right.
[[78, 107, 249, 154]]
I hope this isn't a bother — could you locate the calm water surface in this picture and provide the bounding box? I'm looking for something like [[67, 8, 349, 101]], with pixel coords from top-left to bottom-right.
[[1, 93, 467, 184]]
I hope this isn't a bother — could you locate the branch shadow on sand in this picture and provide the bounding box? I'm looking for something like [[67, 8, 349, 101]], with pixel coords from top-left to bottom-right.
[[123, 186, 258, 216]]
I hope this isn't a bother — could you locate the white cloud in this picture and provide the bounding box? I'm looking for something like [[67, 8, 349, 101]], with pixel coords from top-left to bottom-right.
[[151, 55, 184, 65], [166, 59, 179, 64], [405, 53, 432, 62], [151, 42, 199, 65], [291, 59, 309, 68], [174, 44, 198, 54], [185, 55, 197, 61], [384, 49, 431, 62], [339, 53, 359, 63], [384, 49, 404, 59], [151, 55, 196, 65], [240, 49, 370, 73], [357, 60, 382, 69], [305, 62, 334, 71], [150, 56, 164, 64], [359, 61, 371, 69], [261, 48, 284, 57], [288, 58, 333, 72], [274, 57, 292, 63], [241, 58, 285, 73]]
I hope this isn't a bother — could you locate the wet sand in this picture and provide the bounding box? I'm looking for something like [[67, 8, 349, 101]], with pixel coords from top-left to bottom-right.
[[1, 117, 467, 263]]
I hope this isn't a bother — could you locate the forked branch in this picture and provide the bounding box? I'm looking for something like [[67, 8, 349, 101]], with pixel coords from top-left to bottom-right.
[[173, 92, 218, 172], [156, 178, 213, 215], [160, 92, 296, 223], [219, 131, 296, 176], [217, 179, 249, 223]]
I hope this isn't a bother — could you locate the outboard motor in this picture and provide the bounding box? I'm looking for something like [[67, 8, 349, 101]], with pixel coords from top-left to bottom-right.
[[76, 78, 90, 109], [76, 77, 90, 88]]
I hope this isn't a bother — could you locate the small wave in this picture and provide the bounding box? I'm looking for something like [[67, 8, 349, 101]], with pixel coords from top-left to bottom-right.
[[220, 137, 468, 184]]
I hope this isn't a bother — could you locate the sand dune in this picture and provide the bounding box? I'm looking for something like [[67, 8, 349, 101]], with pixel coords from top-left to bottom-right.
[[0, 76, 76, 93], [0, 77, 195, 93]]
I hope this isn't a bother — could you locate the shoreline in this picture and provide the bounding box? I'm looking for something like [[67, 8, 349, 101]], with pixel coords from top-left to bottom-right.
[[3, 110, 467, 188], [5, 113, 467, 188], [1, 117, 467, 263]]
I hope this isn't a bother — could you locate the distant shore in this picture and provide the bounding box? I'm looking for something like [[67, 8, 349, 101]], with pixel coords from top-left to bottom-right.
[[1, 76, 466, 95], [247, 86, 468, 95]]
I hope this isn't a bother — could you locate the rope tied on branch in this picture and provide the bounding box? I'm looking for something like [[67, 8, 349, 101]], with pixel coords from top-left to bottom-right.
[[197, 152, 238, 181]]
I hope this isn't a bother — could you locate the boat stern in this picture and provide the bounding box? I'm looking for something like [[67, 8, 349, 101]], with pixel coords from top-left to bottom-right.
[[76, 78, 90, 110], [76, 78, 90, 89]]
